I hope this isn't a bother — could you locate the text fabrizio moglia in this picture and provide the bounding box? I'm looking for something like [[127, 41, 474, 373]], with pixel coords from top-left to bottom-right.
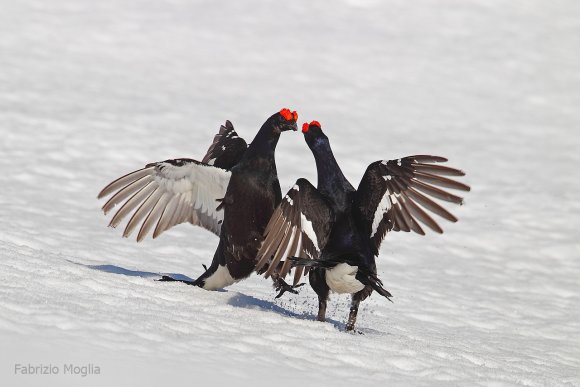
[[14, 363, 100, 377]]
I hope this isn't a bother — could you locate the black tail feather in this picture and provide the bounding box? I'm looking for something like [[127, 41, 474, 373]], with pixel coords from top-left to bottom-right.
[[288, 256, 338, 269], [360, 273, 393, 301], [356, 268, 393, 302]]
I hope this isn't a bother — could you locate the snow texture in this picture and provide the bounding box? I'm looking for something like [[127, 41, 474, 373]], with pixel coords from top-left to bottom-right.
[[1, 0, 579, 386]]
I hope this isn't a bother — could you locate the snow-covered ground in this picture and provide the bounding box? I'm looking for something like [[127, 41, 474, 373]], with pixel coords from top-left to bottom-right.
[[1, 0, 579, 385]]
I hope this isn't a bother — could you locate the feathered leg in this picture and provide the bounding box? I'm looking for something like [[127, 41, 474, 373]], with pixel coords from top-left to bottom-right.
[[157, 240, 224, 289], [346, 293, 363, 331], [309, 268, 330, 322]]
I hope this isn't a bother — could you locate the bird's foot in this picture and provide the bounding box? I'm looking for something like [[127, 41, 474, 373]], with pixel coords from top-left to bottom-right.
[[274, 278, 305, 299], [345, 323, 364, 334], [157, 275, 196, 286]]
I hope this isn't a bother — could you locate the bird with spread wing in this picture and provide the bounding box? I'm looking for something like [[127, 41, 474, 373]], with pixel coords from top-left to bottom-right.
[[255, 120, 470, 331], [98, 109, 299, 291]]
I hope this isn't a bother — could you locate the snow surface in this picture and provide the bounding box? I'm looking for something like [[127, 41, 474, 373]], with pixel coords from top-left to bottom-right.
[[1, 0, 579, 385]]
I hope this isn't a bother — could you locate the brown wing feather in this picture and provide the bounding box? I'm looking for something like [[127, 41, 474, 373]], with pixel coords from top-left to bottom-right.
[[255, 179, 334, 284], [356, 155, 469, 255], [99, 159, 231, 240]]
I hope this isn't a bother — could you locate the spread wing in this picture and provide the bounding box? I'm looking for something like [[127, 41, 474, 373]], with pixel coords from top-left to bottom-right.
[[356, 155, 470, 256], [98, 158, 231, 241], [201, 120, 247, 170], [254, 178, 333, 286]]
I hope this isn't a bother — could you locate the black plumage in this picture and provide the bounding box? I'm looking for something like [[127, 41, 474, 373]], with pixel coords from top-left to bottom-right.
[[201, 120, 248, 169], [255, 121, 470, 331], [98, 109, 298, 290]]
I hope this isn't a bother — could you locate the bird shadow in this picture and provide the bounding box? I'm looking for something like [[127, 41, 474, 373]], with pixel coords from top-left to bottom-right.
[[67, 259, 196, 283], [227, 293, 346, 330], [228, 294, 388, 335], [68, 259, 380, 333]]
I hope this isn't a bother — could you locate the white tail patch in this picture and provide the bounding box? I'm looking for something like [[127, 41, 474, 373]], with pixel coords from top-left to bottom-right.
[[325, 263, 365, 294]]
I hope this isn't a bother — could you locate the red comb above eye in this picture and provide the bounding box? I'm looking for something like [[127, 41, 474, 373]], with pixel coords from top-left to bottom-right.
[[310, 120, 321, 128], [302, 122, 309, 133], [279, 108, 293, 121], [292, 111, 298, 121]]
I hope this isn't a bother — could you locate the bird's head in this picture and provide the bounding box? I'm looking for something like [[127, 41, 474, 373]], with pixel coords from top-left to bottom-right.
[[302, 120, 329, 149], [268, 108, 298, 134]]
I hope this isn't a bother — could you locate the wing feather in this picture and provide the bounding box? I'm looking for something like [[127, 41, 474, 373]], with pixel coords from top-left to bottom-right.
[[407, 187, 458, 222], [255, 210, 287, 272], [281, 229, 301, 278], [266, 222, 293, 277], [356, 155, 469, 255], [153, 195, 179, 238], [99, 158, 231, 240], [124, 188, 163, 238], [102, 175, 153, 214], [137, 192, 169, 242], [98, 168, 154, 199], [109, 182, 156, 228], [201, 120, 248, 170], [406, 198, 443, 234], [411, 179, 464, 204], [255, 179, 334, 284], [413, 171, 471, 191], [411, 163, 465, 176]]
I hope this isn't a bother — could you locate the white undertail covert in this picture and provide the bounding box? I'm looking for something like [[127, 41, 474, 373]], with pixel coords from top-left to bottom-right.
[[325, 263, 365, 294]]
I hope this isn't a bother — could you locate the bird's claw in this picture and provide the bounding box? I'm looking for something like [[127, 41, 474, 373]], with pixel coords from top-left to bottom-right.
[[274, 278, 305, 299], [158, 275, 176, 282], [157, 275, 196, 286]]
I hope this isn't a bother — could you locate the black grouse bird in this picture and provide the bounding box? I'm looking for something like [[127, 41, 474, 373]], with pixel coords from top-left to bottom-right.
[[98, 109, 298, 291], [255, 120, 470, 331]]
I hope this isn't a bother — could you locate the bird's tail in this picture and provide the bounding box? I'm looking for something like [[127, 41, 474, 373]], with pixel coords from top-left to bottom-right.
[[288, 256, 337, 269], [356, 271, 393, 301], [289, 256, 393, 301]]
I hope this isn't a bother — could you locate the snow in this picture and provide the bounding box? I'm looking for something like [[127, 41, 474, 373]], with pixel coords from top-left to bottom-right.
[[1, 0, 579, 386]]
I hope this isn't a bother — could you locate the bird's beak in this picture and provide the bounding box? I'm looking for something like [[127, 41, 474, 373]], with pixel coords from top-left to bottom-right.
[[285, 121, 298, 132]]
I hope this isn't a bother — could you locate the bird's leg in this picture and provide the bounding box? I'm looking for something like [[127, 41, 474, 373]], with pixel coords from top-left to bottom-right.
[[317, 296, 328, 322], [157, 264, 208, 286], [159, 241, 226, 289], [346, 295, 362, 331], [309, 268, 329, 322]]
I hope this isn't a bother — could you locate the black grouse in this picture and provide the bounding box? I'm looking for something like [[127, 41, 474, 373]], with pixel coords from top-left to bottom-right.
[[98, 109, 298, 291], [255, 120, 470, 331]]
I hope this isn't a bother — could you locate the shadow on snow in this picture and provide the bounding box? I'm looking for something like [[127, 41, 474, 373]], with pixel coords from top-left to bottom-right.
[[67, 259, 371, 332], [227, 292, 345, 330], [67, 259, 195, 282]]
